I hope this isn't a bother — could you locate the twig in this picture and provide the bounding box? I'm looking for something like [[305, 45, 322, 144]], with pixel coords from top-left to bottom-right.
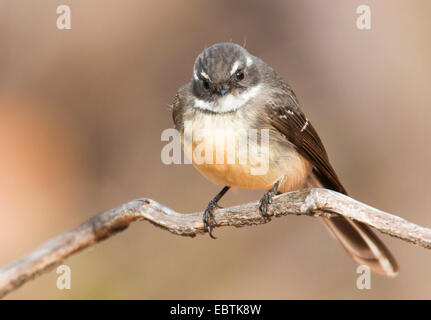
[[1, 188, 430, 298]]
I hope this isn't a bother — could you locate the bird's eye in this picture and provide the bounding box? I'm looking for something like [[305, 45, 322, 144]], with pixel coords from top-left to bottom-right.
[[202, 79, 210, 90], [236, 69, 244, 81]]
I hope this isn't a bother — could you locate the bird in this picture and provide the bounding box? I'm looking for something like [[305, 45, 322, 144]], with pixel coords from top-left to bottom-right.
[[171, 42, 398, 276]]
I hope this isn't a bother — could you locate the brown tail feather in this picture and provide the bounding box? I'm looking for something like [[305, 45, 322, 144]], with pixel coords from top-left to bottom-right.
[[304, 175, 399, 276], [322, 216, 398, 276]]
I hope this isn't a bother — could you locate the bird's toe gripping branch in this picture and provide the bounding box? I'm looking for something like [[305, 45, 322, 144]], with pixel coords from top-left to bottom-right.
[[259, 180, 281, 219]]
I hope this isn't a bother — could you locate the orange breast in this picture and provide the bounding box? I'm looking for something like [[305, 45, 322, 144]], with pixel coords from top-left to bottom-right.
[[181, 110, 312, 191]]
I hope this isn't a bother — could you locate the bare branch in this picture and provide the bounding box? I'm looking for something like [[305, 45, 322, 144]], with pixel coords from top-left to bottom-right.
[[1, 188, 430, 298]]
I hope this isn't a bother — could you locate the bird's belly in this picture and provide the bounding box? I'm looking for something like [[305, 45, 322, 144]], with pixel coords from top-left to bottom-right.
[[184, 133, 311, 191], [181, 110, 312, 191], [192, 152, 311, 191], [194, 162, 275, 190]]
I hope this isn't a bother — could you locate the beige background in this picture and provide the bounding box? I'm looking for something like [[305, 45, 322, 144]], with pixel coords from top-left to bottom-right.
[[1, 0, 431, 299]]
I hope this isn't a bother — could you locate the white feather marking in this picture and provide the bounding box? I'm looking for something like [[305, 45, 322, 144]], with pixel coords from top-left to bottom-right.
[[230, 61, 240, 75], [246, 56, 253, 67], [200, 71, 210, 80], [300, 119, 309, 132], [193, 72, 199, 80], [193, 84, 262, 113]]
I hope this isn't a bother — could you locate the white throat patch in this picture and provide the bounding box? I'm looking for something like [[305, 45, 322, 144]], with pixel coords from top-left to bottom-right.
[[193, 84, 262, 113]]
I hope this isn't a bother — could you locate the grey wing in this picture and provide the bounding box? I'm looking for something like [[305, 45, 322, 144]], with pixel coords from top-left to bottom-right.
[[266, 91, 347, 194]]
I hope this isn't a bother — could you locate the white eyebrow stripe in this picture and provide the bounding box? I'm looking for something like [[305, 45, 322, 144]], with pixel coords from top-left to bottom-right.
[[230, 61, 240, 75], [200, 71, 210, 80], [193, 72, 199, 80], [246, 56, 253, 67]]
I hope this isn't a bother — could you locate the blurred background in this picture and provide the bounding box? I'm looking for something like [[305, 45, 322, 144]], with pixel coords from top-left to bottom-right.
[[1, 0, 431, 299]]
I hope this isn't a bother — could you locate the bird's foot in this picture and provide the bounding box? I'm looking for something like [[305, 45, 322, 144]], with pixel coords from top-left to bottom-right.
[[203, 199, 221, 239], [259, 181, 280, 219]]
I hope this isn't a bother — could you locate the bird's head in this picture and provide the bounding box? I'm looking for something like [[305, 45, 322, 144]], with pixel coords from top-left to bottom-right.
[[191, 43, 262, 113]]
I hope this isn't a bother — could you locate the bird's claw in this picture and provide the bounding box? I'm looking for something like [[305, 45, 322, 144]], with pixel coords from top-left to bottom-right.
[[259, 181, 280, 219], [259, 192, 273, 219], [203, 200, 220, 239]]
